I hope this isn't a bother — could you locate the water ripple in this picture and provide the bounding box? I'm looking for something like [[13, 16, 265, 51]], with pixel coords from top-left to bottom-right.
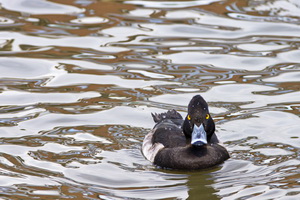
[[0, 0, 299, 199]]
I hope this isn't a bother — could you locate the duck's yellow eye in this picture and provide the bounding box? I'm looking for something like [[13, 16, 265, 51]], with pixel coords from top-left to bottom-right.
[[187, 115, 191, 120], [206, 114, 210, 119]]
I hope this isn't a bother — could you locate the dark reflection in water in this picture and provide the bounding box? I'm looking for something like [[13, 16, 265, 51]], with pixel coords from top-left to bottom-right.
[[0, 0, 299, 199]]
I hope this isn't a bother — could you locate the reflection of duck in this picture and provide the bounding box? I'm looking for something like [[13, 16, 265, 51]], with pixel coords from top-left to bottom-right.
[[142, 95, 229, 170]]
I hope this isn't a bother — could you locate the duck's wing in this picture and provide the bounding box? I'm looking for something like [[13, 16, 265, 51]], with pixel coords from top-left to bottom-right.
[[142, 122, 186, 162], [152, 121, 186, 148], [142, 110, 185, 162], [142, 129, 164, 162]]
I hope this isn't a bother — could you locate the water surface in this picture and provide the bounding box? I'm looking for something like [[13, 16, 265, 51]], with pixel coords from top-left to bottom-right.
[[0, 0, 299, 199]]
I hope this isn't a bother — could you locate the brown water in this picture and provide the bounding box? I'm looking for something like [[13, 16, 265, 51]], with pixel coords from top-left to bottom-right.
[[0, 0, 299, 199]]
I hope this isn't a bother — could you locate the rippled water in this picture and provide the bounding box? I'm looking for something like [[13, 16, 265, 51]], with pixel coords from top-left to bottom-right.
[[0, 0, 299, 199]]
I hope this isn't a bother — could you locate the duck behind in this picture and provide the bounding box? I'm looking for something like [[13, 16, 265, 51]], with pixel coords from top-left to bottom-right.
[[142, 95, 229, 170]]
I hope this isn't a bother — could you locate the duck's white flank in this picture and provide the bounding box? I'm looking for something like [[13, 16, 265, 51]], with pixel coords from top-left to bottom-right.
[[142, 129, 164, 163]]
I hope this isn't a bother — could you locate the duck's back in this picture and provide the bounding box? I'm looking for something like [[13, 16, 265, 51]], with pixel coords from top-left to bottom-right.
[[142, 110, 186, 162], [151, 110, 186, 148]]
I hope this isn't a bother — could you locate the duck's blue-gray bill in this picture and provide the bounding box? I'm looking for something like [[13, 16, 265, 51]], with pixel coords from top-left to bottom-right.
[[191, 124, 207, 146]]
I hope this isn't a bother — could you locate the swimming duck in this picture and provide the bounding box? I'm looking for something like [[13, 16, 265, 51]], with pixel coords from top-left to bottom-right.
[[142, 95, 229, 170]]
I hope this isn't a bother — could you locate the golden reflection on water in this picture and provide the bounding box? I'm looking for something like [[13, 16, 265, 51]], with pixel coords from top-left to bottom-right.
[[0, 0, 299, 199]]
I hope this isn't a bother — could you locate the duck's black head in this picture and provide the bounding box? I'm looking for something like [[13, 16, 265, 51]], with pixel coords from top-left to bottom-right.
[[183, 95, 215, 147]]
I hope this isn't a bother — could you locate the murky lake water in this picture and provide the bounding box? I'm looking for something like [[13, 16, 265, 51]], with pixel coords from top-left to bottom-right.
[[0, 0, 299, 199]]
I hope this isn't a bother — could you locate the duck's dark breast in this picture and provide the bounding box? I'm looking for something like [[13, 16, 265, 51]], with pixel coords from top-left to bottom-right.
[[154, 144, 229, 170]]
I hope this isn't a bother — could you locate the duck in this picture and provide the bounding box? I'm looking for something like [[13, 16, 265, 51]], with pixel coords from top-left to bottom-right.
[[142, 95, 229, 170]]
